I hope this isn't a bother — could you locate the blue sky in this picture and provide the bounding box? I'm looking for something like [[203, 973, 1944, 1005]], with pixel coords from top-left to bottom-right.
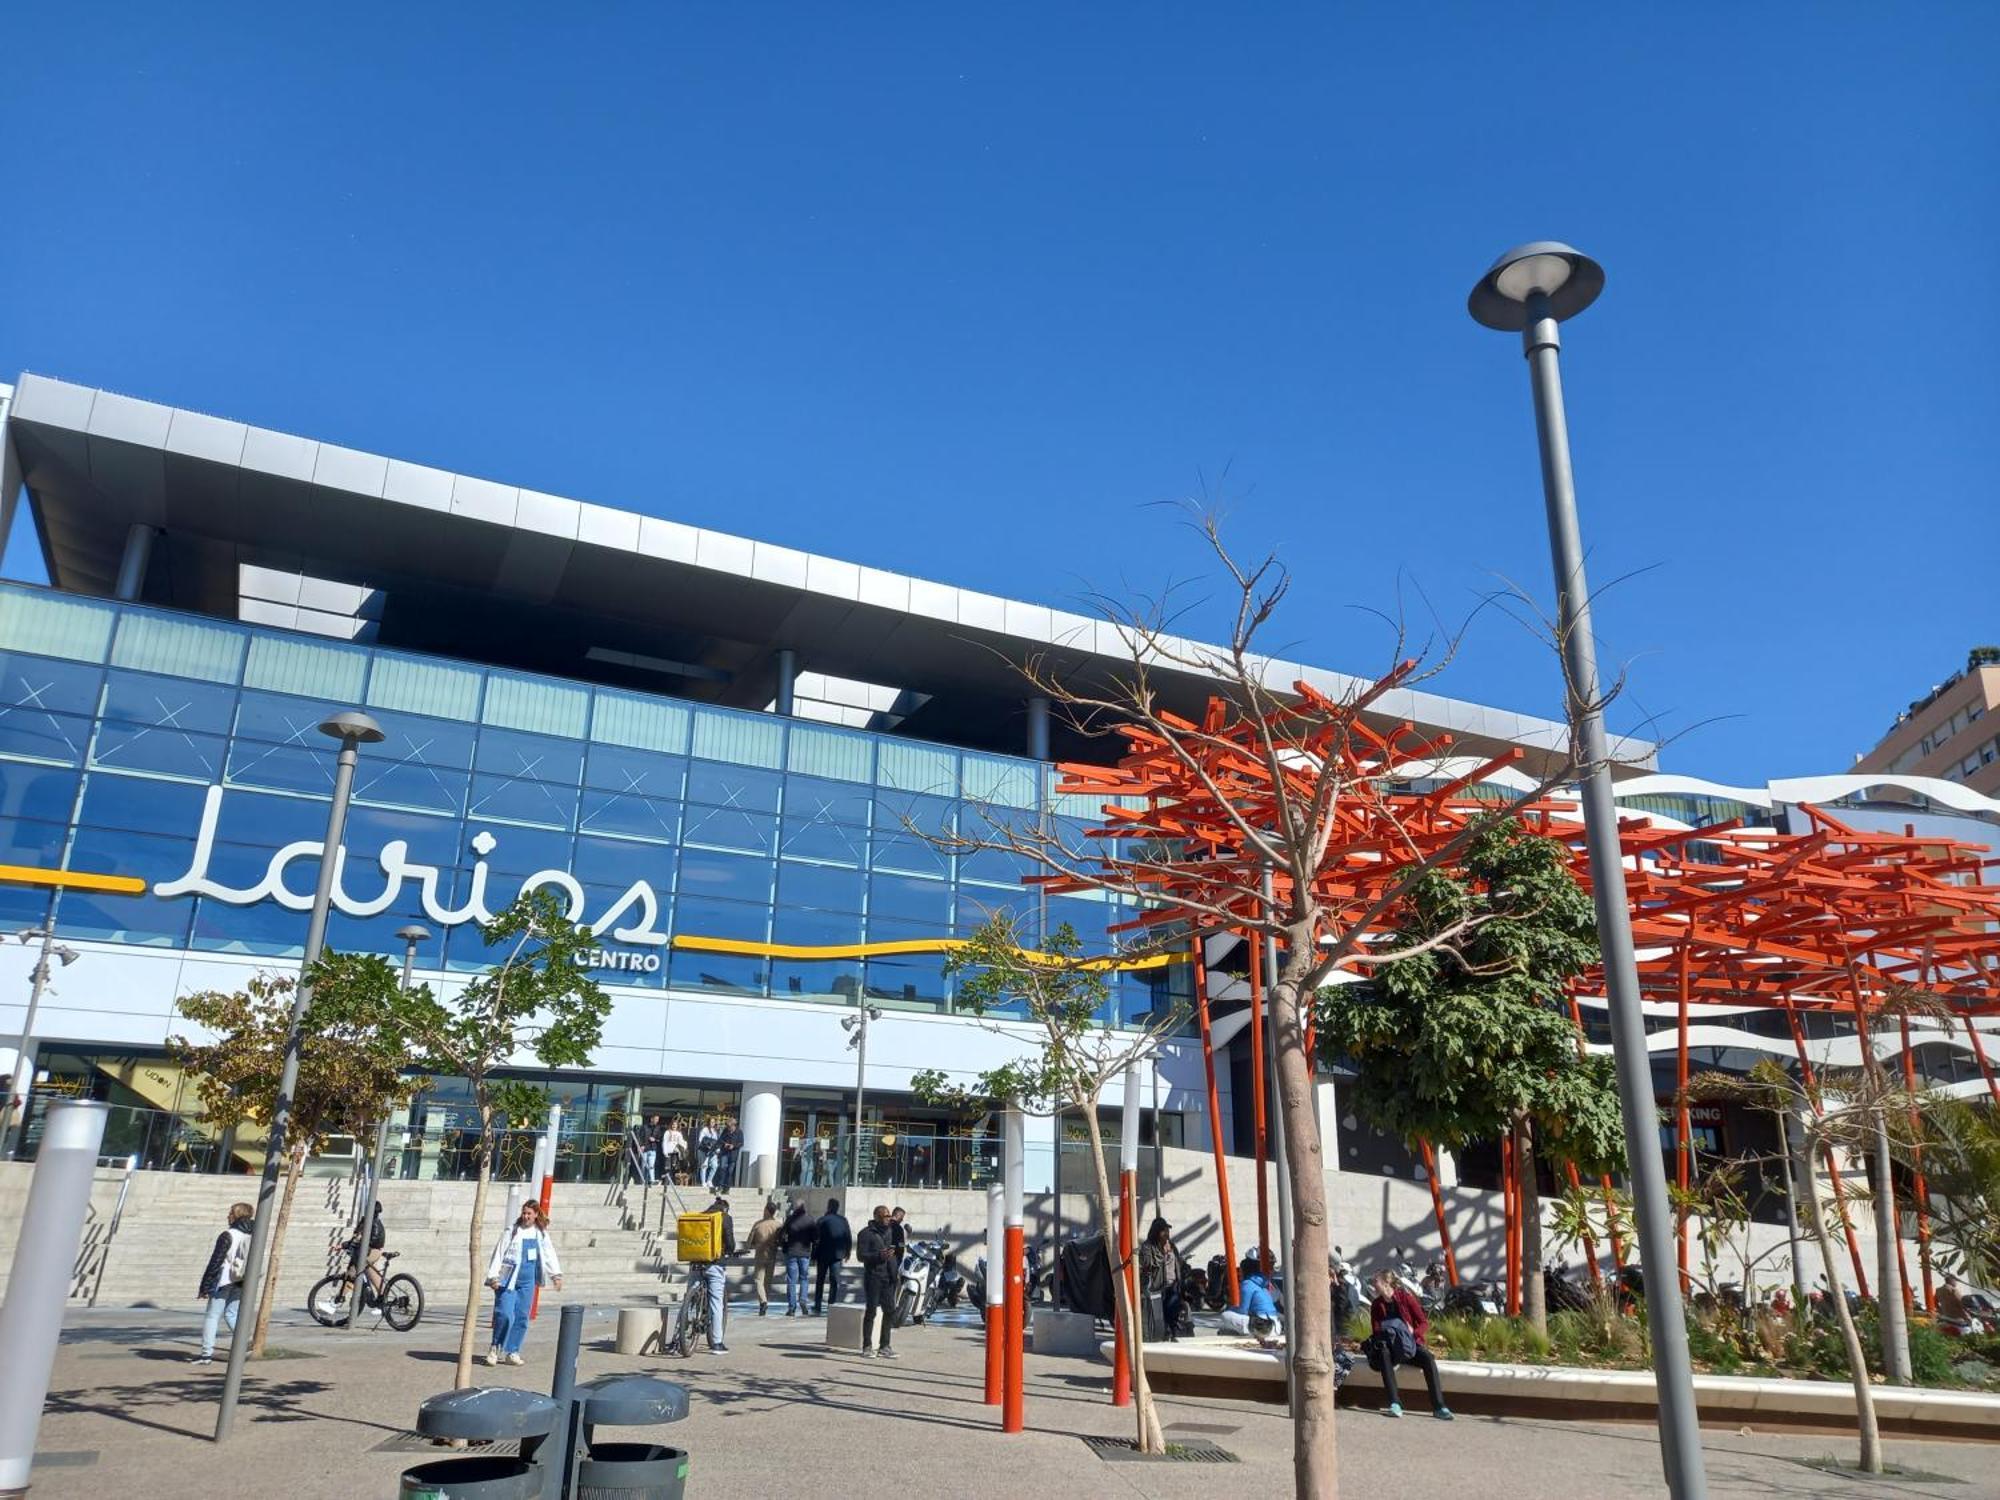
[[3, 5, 1993, 782]]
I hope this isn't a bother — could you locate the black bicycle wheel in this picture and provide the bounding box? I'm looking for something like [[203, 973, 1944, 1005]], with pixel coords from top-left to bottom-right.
[[379, 1274, 425, 1331], [666, 1297, 695, 1358], [307, 1273, 354, 1328]]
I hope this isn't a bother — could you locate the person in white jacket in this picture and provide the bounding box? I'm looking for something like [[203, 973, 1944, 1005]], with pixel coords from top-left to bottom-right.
[[194, 1201, 253, 1364], [484, 1201, 564, 1365]]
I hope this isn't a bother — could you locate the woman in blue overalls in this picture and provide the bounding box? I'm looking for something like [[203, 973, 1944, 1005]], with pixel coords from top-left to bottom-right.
[[484, 1201, 565, 1365]]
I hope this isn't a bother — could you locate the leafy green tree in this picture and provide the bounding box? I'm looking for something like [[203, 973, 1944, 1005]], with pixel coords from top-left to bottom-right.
[[1918, 1096, 2000, 1286], [912, 914, 1182, 1455], [366, 891, 609, 1390], [169, 955, 414, 1353], [1315, 815, 1623, 1332]]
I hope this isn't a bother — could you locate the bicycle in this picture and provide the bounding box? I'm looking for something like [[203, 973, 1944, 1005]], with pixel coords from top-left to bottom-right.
[[664, 1262, 716, 1357], [308, 1249, 425, 1331]]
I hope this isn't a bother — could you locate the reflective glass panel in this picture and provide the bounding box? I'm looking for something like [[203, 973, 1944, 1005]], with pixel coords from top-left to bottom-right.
[[91, 722, 227, 781], [0, 653, 104, 716]]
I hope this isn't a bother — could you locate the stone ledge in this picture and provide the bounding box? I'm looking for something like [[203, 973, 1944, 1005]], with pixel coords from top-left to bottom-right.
[[1103, 1337, 2000, 1440]]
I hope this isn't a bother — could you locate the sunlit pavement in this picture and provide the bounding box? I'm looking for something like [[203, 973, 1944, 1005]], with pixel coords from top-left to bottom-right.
[[28, 1303, 1991, 1500]]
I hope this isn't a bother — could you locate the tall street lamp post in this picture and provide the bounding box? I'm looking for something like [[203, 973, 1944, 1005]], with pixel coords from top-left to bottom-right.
[[1469, 242, 1708, 1499], [1, 928, 80, 1160], [215, 709, 384, 1440], [342, 923, 429, 1336]]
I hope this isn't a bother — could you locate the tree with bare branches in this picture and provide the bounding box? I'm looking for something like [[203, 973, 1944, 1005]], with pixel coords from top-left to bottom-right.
[[912, 915, 1183, 1454], [941, 520, 1602, 1499]]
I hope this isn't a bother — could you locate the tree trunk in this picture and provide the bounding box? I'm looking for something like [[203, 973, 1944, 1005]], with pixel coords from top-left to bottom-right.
[[1871, 1117, 1912, 1385], [1796, 1120, 1880, 1472], [251, 1140, 308, 1355], [1078, 1097, 1165, 1454], [455, 1107, 495, 1392], [1274, 932, 1338, 1500], [1516, 1115, 1546, 1335]]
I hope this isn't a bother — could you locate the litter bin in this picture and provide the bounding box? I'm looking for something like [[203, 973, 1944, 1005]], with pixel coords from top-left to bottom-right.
[[398, 1388, 563, 1500], [571, 1374, 691, 1500]]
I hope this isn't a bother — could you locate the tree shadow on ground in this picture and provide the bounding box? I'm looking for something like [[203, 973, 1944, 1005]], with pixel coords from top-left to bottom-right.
[[45, 1376, 404, 1443]]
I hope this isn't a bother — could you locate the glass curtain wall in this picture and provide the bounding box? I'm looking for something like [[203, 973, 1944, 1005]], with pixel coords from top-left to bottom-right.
[[0, 582, 1170, 1025]]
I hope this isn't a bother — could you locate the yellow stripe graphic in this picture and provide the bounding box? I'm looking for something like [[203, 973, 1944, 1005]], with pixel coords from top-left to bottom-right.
[[0, 863, 147, 895], [0, 863, 1181, 970]]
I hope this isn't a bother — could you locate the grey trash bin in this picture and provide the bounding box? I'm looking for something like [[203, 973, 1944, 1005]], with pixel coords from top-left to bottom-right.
[[398, 1388, 563, 1500], [571, 1374, 692, 1500]]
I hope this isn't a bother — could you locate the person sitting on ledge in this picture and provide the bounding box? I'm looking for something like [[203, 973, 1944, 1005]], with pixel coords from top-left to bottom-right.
[[1220, 1253, 1284, 1346], [1364, 1270, 1453, 1420]]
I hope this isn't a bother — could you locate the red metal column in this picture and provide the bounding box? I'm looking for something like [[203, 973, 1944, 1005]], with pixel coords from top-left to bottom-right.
[[1112, 1169, 1137, 1406], [1190, 932, 1242, 1308], [1898, 1012, 1936, 1314], [1418, 1139, 1458, 1286], [1246, 930, 1272, 1278], [1675, 943, 1692, 1295]]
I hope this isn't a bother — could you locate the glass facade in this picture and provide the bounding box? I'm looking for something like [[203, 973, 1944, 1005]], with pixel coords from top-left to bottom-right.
[[0, 582, 1178, 1026]]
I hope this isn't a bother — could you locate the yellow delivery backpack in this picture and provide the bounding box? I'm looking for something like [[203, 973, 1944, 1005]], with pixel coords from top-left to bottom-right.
[[677, 1210, 725, 1263]]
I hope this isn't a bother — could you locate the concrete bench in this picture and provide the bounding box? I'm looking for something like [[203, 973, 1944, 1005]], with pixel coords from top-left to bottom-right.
[[1105, 1337, 2000, 1439]]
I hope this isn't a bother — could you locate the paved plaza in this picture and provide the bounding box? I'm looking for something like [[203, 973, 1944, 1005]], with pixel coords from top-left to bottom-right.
[[22, 1300, 1997, 1500]]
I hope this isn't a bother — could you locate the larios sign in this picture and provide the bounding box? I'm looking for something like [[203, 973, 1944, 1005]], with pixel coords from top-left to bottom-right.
[[156, 785, 671, 951]]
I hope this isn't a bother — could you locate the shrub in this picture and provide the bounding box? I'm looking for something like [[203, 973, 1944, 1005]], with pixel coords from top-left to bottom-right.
[[1549, 1309, 1587, 1363], [1520, 1324, 1553, 1362], [1908, 1321, 1955, 1386]]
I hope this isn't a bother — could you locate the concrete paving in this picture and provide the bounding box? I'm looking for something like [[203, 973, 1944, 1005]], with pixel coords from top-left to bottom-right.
[[22, 1300, 1996, 1500]]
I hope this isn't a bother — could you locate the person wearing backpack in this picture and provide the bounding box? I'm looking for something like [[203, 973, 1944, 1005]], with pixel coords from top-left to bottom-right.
[[811, 1197, 852, 1314], [1365, 1270, 1453, 1419], [194, 1201, 254, 1364], [855, 1204, 900, 1359]]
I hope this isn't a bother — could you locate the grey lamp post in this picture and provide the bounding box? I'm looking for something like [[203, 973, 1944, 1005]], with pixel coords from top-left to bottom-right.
[[1469, 243, 1707, 1499], [0, 928, 80, 1160], [342, 923, 429, 1336], [216, 709, 384, 1440], [842, 1001, 883, 1186]]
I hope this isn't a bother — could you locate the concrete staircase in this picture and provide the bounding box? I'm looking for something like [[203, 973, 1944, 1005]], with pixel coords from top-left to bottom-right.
[[0, 1164, 788, 1313]]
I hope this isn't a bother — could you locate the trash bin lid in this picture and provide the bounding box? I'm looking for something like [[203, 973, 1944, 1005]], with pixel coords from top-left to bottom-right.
[[575, 1374, 692, 1427], [415, 1387, 563, 1440]]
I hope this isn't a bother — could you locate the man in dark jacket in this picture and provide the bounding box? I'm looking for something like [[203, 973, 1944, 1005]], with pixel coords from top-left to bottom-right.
[[781, 1198, 818, 1316], [855, 1204, 900, 1359], [716, 1117, 744, 1190], [1366, 1271, 1453, 1419], [812, 1196, 852, 1315]]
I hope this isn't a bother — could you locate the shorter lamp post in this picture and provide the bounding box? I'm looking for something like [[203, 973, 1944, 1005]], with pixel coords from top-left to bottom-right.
[[1, 928, 80, 1161], [216, 709, 384, 1440], [842, 1001, 884, 1186], [343, 923, 428, 1335]]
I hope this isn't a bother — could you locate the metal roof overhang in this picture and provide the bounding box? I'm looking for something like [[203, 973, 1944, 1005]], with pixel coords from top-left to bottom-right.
[[1, 373, 1652, 772]]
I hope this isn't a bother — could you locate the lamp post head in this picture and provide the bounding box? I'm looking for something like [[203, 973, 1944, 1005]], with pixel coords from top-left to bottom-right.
[[395, 924, 431, 945], [1468, 241, 1605, 331], [318, 709, 386, 745]]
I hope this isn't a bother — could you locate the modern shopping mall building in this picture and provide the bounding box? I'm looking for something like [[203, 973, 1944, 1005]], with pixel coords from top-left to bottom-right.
[[0, 371, 1992, 1206]]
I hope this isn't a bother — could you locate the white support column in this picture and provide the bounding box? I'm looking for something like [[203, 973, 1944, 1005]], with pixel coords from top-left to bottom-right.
[[741, 1080, 784, 1191]]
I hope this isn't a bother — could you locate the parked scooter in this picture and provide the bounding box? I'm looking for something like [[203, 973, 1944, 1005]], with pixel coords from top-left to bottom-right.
[[894, 1240, 941, 1326], [933, 1244, 965, 1309]]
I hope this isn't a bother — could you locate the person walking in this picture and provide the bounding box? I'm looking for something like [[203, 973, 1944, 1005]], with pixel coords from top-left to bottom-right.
[[697, 1192, 738, 1354], [193, 1201, 253, 1364], [856, 1204, 900, 1359], [1364, 1270, 1453, 1419], [1138, 1218, 1186, 1340], [1221, 1254, 1284, 1346], [781, 1197, 817, 1316], [888, 1205, 910, 1256], [662, 1116, 688, 1184], [746, 1198, 782, 1316], [812, 1196, 852, 1314], [717, 1116, 744, 1191], [484, 1201, 565, 1366]]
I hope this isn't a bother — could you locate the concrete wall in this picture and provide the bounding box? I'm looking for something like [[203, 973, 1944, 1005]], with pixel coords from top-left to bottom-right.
[[0, 1143, 1918, 1312]]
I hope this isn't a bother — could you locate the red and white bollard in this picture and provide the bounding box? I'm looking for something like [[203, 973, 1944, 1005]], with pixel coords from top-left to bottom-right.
[[530, 1101, 560, 1319], [1003, 1106, 1026, 1434], [1112, 1062, 1141, 1407], [984, 1181, 1005, 1405]]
